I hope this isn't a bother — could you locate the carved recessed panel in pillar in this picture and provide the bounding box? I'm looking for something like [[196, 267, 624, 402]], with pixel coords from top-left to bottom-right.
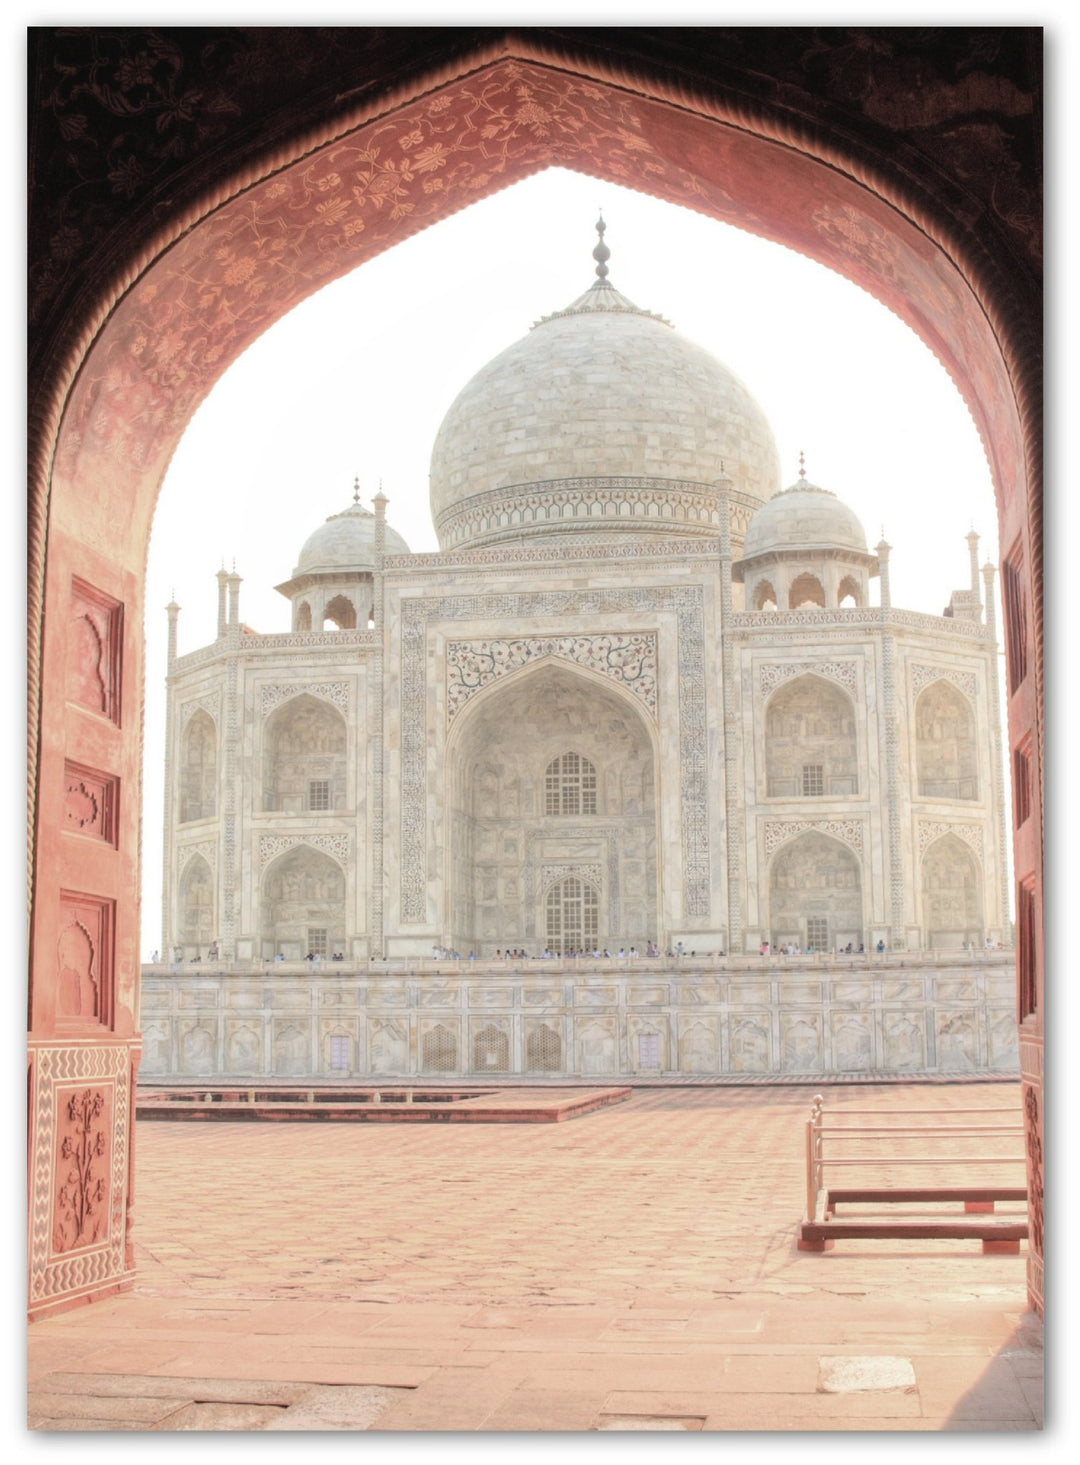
[[63, 762, 119, 845], [57, 893, 113, 1026], [67, 579, 122, 722]]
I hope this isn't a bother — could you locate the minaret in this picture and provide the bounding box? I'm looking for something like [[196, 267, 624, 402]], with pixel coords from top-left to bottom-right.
[[875, 532, 902, 946], [876, 534, 892, 609], [371, 483, 388, 959]]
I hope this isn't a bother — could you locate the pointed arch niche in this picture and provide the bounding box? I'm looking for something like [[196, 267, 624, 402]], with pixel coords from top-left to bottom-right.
[[446, 660, 657, 954], [27, 34, 1043, 1317], [769, 831, 863, 952], [178, 854, 214, 955], [916, 679, 978, 800], [260, 844, 345, 958], [922, 834, 982, 949], [180, 710, 217, 823], [262, 693, 347, 814], [765, 674, 859, 799]]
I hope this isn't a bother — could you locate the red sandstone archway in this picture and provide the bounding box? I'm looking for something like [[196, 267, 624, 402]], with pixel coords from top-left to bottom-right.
[[28, 37, 1042, 1318]]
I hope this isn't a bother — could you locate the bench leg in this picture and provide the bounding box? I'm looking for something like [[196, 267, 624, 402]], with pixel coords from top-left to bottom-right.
[[797, 1237, 835, 1252], [982, 1238, 1020, 1254], [965, 1201, 995, 1213]]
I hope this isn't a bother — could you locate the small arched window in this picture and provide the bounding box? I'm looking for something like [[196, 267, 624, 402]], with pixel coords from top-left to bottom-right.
[[789, 573, 825, 609], [295, 601, 312, 632], [323, 595, 356, 630], [754, 580, 778, 611], [544, 752, 598, 816], [837, 575, 861, 608]]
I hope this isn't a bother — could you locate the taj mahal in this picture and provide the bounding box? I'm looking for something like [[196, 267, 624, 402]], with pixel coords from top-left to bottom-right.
[[141, 224, 1016, 1082]]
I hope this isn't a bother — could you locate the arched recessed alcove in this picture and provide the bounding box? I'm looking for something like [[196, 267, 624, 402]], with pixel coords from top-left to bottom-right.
[[28, 32, 1042, 1318]]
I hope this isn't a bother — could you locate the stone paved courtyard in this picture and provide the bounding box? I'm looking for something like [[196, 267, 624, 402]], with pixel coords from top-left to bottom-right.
[[27, 1082, 1042, 1432]]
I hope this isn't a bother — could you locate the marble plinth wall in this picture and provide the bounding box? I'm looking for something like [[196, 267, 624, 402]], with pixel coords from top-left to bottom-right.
[[139, 956, 1018, 1082]]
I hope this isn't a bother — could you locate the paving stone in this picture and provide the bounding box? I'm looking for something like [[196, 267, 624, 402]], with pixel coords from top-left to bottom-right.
[[261, 1384, 408, 1429], [27, 1390, 191, 1425], [151, 1401, 287, 1429], [30, 1372, 309, 1405], [818, 1355, 917, 1392]]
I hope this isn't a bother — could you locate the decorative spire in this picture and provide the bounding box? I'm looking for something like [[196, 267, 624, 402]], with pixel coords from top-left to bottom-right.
[[592, 214, 610, 283], [798, 451, 807, 482], [353, 475, 361, 505]]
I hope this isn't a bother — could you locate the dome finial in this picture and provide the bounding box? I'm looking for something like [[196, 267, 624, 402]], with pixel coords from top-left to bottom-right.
[[798, 450, 807, 482], [352, 475, 361, 505], [592, 213, 610, 283]]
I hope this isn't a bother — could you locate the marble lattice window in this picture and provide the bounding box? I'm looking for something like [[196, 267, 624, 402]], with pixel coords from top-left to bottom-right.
[[806, 917, 829, 950], [307, 927, 328, 956], [422, 1024, 457, 1073], [526, 1024, 562, 1072], [801, 763, 824, 796], [546, 876, 599, 955], [328, 1033, 349, 1070], [544, 751, 598, 816], [308, 779, 330, 811]]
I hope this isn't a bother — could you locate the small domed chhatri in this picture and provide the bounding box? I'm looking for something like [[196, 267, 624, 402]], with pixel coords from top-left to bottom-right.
[[429, 218, 780, 551], [275, 478, 410, 632], [292, 481, 410, 577], [734, 454, 880, 611]]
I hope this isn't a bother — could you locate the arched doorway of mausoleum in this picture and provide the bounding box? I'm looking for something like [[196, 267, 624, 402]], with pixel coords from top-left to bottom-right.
[[446, 660, 658, 955]]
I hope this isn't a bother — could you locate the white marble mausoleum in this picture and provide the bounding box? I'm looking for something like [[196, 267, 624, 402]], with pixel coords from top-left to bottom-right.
[[143, 225, 1013, 1081]]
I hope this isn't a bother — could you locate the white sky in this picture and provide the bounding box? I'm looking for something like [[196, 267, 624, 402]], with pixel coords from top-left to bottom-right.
[[142, 164, 1009, 954]]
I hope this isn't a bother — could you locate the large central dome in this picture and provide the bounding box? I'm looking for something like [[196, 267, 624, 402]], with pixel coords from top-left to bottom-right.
[[429, 223, 780, 551]]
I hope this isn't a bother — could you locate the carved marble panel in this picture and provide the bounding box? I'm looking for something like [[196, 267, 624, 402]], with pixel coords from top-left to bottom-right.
[[224, 1022, 262, 1074], [830, 1012, 874, 1071], [51, 1085, 113, 1255], [271, 1020, 311, 1076], [178, 1020, 217, 1075], [728, 1014, 771, 1073], [934, 1012, 979, 1070], [447, 633, 658, 722], [576, 1015, 618, 1076], [369, 1016, 408, 1074], [677, 1017, 719, 1073], [781, 1013, 824, 1072], [882, 1013, 927, 1070]]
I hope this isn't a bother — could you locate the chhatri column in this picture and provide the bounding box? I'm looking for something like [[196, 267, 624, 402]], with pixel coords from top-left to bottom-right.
[[876, 537, 904, 948], [220, 566, 242, 960], [717, 468, 741, 954]]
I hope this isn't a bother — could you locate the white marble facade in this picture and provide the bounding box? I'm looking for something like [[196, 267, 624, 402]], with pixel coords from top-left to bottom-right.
[[154, 236, 1011, 1078]]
